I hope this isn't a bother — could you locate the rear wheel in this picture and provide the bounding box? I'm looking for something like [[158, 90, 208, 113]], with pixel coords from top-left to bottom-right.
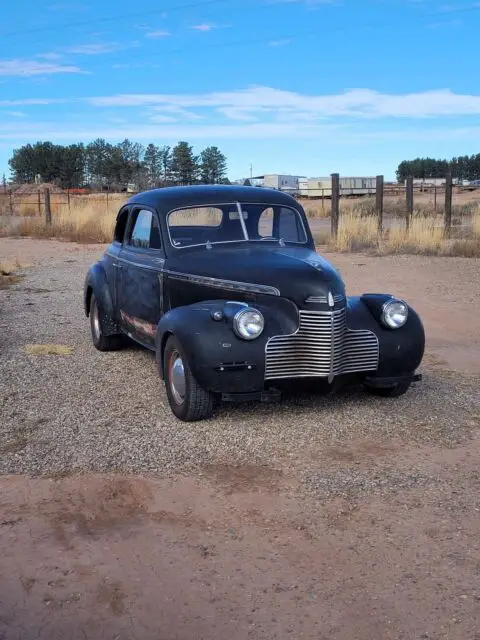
[[163, 335, 215, 422], [90, 294, 124, 352], [365, 380, 411, 398]]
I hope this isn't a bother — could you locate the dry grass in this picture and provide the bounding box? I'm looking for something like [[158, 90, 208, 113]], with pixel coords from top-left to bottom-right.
[[383, 217, 445, 255], [2, 192, 480, 257], [327, 208, 480, 257], [24, 344, 74, 356], [329, 213, 379, 252], [0, 259, 25, 289], [15, 199, 118, 243]]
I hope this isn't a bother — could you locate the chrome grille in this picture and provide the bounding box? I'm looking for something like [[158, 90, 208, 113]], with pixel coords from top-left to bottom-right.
[[265, 309, 379, 380], [305, 294, 345, 305]]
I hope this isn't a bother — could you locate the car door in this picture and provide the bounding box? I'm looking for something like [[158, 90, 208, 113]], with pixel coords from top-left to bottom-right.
[[105, 206, 130, 310], [116, 207, 165, 348]]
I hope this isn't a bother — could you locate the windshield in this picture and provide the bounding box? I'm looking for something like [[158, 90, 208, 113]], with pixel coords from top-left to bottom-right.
[[167, 202, 308, 248]]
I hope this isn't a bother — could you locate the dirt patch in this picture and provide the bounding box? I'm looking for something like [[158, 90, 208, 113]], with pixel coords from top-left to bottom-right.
[[0, 461, 479, 640], [43, 476, 152, 545], [201, 463, 284, 494]]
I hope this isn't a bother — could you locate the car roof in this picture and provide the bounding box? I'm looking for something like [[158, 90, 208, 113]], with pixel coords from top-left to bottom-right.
[[126, 184, 300, 214]]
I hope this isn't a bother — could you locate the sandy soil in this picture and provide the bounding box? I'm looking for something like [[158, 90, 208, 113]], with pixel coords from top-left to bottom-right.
[[1, 238, 479, 640]]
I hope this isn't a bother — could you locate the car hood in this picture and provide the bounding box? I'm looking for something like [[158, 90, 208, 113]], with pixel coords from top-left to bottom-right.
[[165, 245, 346, 307]]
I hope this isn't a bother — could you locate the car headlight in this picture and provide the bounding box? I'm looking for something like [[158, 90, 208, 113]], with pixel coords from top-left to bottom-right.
[[233, 308, 264, 340], [381, 298, 408, 329]]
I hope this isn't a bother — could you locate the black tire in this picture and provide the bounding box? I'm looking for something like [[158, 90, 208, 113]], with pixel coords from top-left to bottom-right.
[[89, 294, 124, 352], [365, 380, 411, 398], [162, 335, 215, 422]]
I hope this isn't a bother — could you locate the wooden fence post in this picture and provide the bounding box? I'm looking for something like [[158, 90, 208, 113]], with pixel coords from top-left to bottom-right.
[[67, 189, 71, 212], [331, 173, 340, 239], [44, 188, 52, 226], [321, 189, 325, 212], [433, 185, 437, 213], [9, 190, 13, 215], [37, 189, 42, 216], [376, 175, 384, 235], [444, 171, 453, 236], [406, 175, 414, 230]]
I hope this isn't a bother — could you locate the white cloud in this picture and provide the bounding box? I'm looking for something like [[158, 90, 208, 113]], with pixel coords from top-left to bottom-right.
[[36, 52, 64, 61], [48, 2, 89, 10], [87, 86, 480, 119], [268, 0, 335, 4], [0, 60, 83, 77], [4, 111, 27, 118], [190, 23, 217, 31], [3, 121, 480, 144], [269, 38, 292, 46], [65, 42, 122, 55], [146, 30, 171, 38], [0, 98, 64, 105]]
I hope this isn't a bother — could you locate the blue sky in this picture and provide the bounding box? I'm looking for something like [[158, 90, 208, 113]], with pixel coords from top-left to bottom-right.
[[1, 0, 480, 181]]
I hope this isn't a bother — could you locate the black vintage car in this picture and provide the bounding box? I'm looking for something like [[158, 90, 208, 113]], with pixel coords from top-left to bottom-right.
[[84, 185, 424, 421]]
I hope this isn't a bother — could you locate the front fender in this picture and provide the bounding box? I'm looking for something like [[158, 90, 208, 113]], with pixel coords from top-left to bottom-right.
[[348, 295, 425, 377], [156, 297, 298, 393], [84, 262, 119, 335]]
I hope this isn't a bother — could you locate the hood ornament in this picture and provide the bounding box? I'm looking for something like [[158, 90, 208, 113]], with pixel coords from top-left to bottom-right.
[[328, 291, 335, 308]]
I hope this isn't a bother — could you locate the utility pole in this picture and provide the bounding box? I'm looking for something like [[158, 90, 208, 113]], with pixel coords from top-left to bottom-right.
[[249, 163, 253, 179]]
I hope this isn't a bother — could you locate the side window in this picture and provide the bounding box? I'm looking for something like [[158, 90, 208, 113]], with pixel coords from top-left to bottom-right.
[[256, 206, 307, 243], [258, 207, 274, 237], [113, 208, 129, 243], [277, 207, 307, 243], [127, 209, 162, 249]]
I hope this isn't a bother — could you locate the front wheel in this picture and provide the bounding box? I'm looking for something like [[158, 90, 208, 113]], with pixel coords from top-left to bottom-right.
[[163, 335, 215, 421], [365, 380, 411, 398]]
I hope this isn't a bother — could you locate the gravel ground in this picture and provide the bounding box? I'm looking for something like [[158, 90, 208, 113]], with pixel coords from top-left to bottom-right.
[[1, 239, 479, 493], [1, 238, 480, 640]]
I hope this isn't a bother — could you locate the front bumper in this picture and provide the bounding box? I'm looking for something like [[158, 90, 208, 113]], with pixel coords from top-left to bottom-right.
[[364, 372, 422, 388]]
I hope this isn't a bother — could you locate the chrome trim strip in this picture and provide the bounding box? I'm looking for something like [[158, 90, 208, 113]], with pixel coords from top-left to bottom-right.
[[305, 293, 345, 304], [163, 270, 280, 296], [105, 251, 165, 271]]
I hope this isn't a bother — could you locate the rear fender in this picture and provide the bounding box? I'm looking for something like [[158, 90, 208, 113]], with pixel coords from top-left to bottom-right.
[[84, 263, 119, 336]]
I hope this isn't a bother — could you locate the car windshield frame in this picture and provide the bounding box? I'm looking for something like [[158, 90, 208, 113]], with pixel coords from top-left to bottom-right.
[[166, 201, 308, 249]]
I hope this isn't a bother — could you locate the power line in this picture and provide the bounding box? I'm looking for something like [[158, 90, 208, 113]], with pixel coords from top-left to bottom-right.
[[1, 2, 478, 66], [0, 0, 234, 38], [69, 7, 480, 69]]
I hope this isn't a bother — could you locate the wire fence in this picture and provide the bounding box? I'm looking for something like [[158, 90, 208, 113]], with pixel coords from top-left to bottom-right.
[[1, 176, 479, 237]]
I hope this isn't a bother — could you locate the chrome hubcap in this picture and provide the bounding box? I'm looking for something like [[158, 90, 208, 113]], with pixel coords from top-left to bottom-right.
[[169, 350, 186, 405], [92, 304, 101, 340]]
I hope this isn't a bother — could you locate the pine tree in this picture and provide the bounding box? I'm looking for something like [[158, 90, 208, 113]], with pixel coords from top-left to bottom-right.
[[170, 142, 199, 185], [144, 144, 161, 187], [200, 146, 227, 184]]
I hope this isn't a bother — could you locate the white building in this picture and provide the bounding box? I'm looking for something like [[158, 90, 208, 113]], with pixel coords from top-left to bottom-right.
[[410, 178, 460, 187], [306, 176, 377, 198], [248, 174, 304, 193]]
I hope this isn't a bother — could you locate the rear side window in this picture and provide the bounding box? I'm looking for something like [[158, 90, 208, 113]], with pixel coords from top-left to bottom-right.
[[127, 209, 162, 249], [255, 206, 307, 243], [113, 208, 129, 243]]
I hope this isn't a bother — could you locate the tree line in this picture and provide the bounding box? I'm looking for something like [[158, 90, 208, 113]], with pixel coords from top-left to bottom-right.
[[8, 139, 229, 189], [396, 154, 480, 182]]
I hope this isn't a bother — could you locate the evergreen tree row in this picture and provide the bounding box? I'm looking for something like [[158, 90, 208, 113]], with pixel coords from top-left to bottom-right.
[[396, 154, 480, 182], [8, 139, 229, 189]]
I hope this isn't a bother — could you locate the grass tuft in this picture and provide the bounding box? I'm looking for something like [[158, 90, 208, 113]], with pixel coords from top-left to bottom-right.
[[329, 213, 379, 252], [24, 344, 74, 356], [382, 217, 445, 255]]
